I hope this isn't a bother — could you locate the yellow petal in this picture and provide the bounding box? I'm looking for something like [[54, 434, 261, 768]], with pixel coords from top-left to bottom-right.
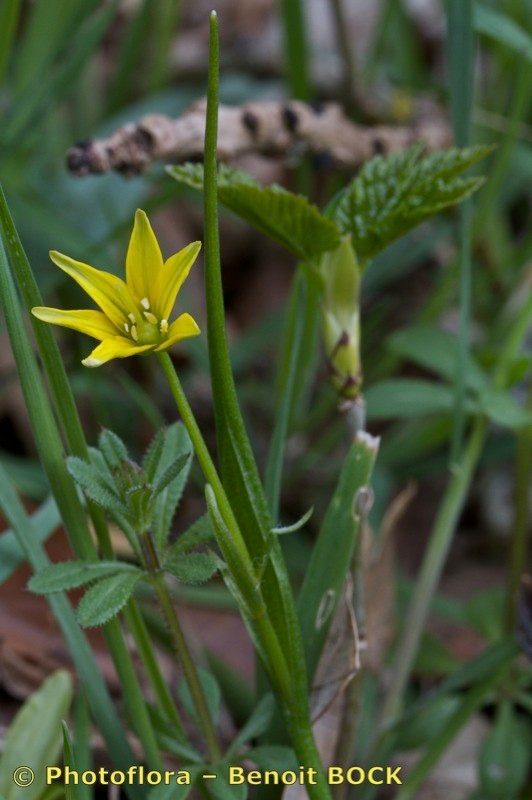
[[50, 251, 137, 328], [126, 209, 163, 304], [154, 241, 201, 320], [81, 336, 153, 368], [155, 313, 200, 351], [31, 307, 119, 340]]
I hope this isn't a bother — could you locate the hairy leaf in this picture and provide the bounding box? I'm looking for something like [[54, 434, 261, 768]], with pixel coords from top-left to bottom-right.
[[165, 515, 214, 558], [168, 163, 341, 260], [331, 144, 491, 261], [76, 572, 142, 628], [152, 423, 193, 550], [98, 428, 129, 469], [142, 429, 165, 482], [153, 452, 191, 495], [165, 551, 219, 585], [29, 560, 141, 594], [67, 457, 126, 516]]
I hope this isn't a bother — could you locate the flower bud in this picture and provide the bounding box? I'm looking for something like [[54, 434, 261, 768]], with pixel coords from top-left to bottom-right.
[[318, 235, 362, 399]]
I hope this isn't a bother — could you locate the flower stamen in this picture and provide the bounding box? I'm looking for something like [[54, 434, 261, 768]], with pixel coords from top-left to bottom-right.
[[140, 297, 150, 310], [130, 325, 139, 342], [160, 319, 169, 334], [128, 312, 136, 324], [143, 311, 158, 325], [124, 322, 129, 333]]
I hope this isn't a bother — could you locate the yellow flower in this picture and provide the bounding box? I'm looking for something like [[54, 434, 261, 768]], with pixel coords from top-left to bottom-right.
[[32, 210, 201, 367]]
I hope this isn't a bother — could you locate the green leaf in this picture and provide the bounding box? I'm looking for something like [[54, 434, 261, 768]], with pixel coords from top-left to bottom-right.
[[148, 774, 200, 800], [394, 694, 462, 751], [178, 669, 221, 726], [297, 432, 379, 679], [247, 745, 298, 771], [272, 506, 314, 535], [76, 572, 142, 628], [479, 702, 531, 798], [62, 722, 87, 800], [0, 671, 72, 800], [478, 387, 532, 429], [29, 560, 141, 594], [98, 428, 129, 469], [152, 424, 193, 550], [0, 496, 59, 584], [153, 452, 191, 495], [474, 4, 532, 63], [166, 515, 214, 558], [66, 457, 126, 515], [225, 695, 275, 758], [331, 144, 490, 261], [365, 378, 474, 419], [388, 325, 488, 391], [142, 429, 165, 483], [165, 552, 219, 585], [168, 163, 341, 260]]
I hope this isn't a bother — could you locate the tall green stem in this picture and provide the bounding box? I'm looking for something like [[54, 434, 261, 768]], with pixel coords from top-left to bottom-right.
[[447, 0, 475, 463], [141, 531, 221, 761], [157, 352, 332, 800], [124, 602, 186, 738]]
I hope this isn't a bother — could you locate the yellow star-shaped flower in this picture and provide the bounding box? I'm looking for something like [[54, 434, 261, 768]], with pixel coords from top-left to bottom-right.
[[32, 209, 201, 367]]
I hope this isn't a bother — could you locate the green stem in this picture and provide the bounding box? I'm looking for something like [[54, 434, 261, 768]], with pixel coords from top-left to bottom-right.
[[379, 293, 532, 732], [505, 395, 532, 631], [446, 0, 475, 463], [380, 418, 486, 730], [124, 601, 187, 738], [141, 531, 221, 762], [157, 353, 332, 800]]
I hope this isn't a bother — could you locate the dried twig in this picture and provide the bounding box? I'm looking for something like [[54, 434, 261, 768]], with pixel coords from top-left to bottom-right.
[[66, 98, 451, 177]]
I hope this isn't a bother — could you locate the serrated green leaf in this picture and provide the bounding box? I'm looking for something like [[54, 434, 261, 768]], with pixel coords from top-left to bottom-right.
[[152, 424, 193, 550], [388, 325, 488, 391], [331, 145, 490, 261], [98, 428, 129, 469], [66, 457, 126, 515], [153, 452, 191, 495], [168, 163, 341, 260], [225, 695, 275, 758], [76, 572, 142, 628], [166, 515, 214, 558], [365, 378, 475, 419], [165, 551, 219, 585], [0, 671, 72, 800], [142, 429, 165, 483], [178, 668, 221, 726], [29, 560, 141, 594]]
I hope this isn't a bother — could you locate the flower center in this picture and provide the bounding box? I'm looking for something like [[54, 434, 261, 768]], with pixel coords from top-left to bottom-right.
[[123, 298, 169, 346]]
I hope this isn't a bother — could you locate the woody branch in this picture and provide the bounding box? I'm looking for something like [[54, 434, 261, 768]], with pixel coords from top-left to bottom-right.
[[66, 98, 451, 177]]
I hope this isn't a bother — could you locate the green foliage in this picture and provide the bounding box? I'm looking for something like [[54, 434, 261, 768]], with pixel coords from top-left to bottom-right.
[[0, 671, 72, 800], [76, 572, 142, 628], [68, 424, 193, 544], [0, 497, 59, 583], [166, 515, 214, 557], [165, 551, 220, 585], [167, 163, 341, 260], [271, 506, 313, 535], [478, 702, 531, 798], [178, 669, 221, 726], [330, 144, 491, 262], [297, 433, 379, 680], [29, 560, 141, 594]]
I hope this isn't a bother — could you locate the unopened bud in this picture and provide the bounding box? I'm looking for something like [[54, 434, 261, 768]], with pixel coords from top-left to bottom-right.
[[318, 236, 362, 398]]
